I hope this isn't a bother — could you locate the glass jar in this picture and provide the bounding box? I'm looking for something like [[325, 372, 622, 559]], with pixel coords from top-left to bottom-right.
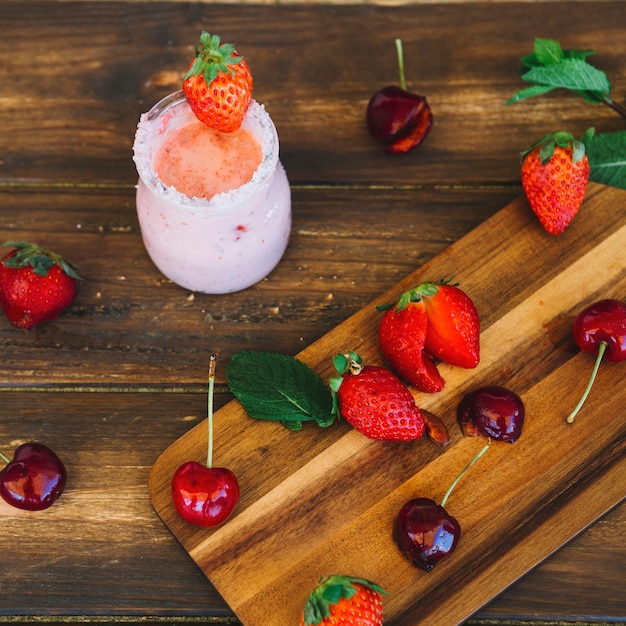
[[132, 91, 291, 294]]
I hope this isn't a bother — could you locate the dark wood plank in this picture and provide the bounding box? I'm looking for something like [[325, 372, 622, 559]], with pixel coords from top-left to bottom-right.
[[0, 186, 510, 386], [0, 390, 623, 623], [0, 2, 624, 186], [0, 2, 624, 624]]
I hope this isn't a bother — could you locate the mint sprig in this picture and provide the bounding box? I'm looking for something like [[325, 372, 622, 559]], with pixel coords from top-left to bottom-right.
[[227, 351, 335, 431], [506, 38, 626, 118]]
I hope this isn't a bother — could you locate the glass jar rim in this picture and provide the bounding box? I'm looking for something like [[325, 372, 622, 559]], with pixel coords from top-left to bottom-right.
[[132, 90, 279, 212]]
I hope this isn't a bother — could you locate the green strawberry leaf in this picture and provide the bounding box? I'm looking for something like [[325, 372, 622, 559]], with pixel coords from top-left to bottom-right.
[[227, 351, 336, 430], [584, 129, 626, 190], [0, 241, 82, 279]]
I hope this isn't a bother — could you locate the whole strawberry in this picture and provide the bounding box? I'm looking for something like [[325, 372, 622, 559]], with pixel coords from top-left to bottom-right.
[[378, 280, 480, 393], [182, 31, 253, 133], [521, 130, 590, 235], [330, 352, 425, 441], [300, 574, 385, 626], [0, 241, 81, 329]]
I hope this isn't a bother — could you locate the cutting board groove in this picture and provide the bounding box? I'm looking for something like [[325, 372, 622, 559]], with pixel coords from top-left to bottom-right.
[[149, 183, 626, 625]]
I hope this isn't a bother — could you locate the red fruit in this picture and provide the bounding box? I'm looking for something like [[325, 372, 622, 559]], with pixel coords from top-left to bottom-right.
[[457, 385, 525, 443], [171, 462, 239, 527], [378, 280, 480, 393], [172, 355, 240, 527], [420, 281, 480, 368], [521, 130, 590, 235], [330, 352, 426, 441], [394, 497, 460, 572], [182, 31, 253, 133], [299, 574, 385, 626], [394, 442, 489, 572], [572, 299, 626, 362], [0, 241, 81, 329], [366, 39, 433, 154], [378, 298, 445, 393], [567, 298, 626, 423], [0, 442, 67, 511]]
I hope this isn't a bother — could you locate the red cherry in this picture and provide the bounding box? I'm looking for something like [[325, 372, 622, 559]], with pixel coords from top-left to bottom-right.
[[457, 385, 525, 443], [172, 354, 240, 527], [394, 497, 460, 571], [366, 39, 433, 154], [0, 442, 67, 511], [572, 299, 626, 362], [394, 442, 489, 571], [568, 298, 626, 423], [172, 462, 239, 527]]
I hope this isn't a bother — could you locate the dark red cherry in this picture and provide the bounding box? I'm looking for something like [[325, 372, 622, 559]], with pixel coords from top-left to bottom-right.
[[367, 86, 430, 142], [394, 497, 460, 571], [572, 299, 626, 362], [172, 462, 239, 527], [568, 299, 626, 423], [366, 39, 433, 154], [394, 442, 489, 572], [457, 385, 525, 443], [0, 442, 67, 511]]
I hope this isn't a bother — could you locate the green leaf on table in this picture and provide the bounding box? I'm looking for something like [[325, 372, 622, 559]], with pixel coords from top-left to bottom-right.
[[521, 38, 595, 69], [584, 129, 626, 190], [506, 37, 611, 106], [227, 351, 336, 431]]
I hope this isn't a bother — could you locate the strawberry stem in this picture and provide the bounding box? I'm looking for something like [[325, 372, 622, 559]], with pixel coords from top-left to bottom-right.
[[207, 353, 217, 468], [567, 341, 607, 424], [395, 38, 407, 91], [440, 440, 490, 508]]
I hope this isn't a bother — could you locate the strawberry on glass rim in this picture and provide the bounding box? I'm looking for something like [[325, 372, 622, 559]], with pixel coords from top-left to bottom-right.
[[182, 31, 253, 133]]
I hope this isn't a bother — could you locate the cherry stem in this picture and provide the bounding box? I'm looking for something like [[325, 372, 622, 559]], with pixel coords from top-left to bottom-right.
[[567, 341, 607, 424], [207, 353, 217, 469], [440, 440, 490, 508], [395, 38, 407, 91], [0, 450, 10, 464]]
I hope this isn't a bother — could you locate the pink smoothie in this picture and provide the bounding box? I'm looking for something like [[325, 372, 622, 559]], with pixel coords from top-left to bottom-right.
[[154, 121, 263, 199], [133, 92, 291, 294]]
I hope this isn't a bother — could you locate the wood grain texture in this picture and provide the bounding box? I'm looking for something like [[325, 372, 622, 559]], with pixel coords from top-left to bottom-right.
[[149, 184, 626, 625], [0, 186, 508, 387], [1, 2, 625, 187], [0, 1, 625, 622]]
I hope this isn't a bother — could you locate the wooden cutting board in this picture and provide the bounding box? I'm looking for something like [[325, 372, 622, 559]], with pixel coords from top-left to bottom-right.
[[149, 182, 626, 626]]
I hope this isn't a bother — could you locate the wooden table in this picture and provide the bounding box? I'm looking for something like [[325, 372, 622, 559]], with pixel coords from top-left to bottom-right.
[[0, 1, 624, 623]]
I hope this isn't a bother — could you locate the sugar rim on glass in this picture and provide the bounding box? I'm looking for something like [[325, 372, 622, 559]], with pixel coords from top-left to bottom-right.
[[132, 90, 279, 216]]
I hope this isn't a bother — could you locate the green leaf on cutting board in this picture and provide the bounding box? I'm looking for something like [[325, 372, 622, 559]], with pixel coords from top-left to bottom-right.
[[227, 351, 336, 431]]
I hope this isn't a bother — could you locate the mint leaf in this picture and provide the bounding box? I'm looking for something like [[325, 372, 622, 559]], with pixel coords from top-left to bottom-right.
[[227, 351, 336, 430], [584, 130, 626, 190], [506, 84, 556, 104], [532, 37, 565, 66], [506, 38, 622, 112], [521, 59, 610, 98]]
